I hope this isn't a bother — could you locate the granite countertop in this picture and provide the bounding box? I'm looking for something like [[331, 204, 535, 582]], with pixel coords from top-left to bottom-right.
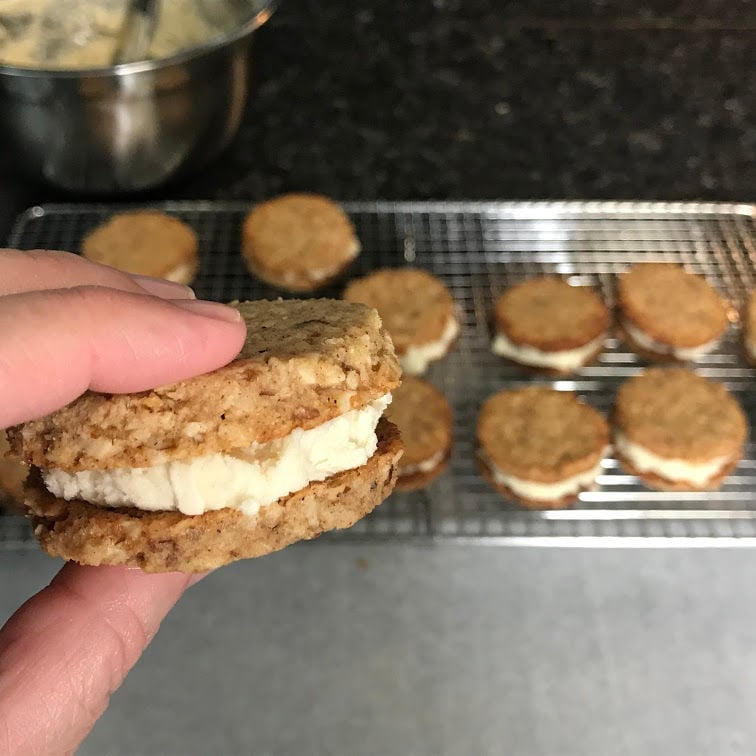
[[1, 0, 754, 236]]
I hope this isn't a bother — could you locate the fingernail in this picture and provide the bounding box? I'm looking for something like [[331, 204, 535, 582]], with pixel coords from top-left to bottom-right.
[[132, 274, 196, 300], [172, 299, 242, 323]]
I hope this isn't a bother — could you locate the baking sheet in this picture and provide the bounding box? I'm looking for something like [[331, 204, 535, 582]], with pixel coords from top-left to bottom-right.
[[3, 200, 755, 544]]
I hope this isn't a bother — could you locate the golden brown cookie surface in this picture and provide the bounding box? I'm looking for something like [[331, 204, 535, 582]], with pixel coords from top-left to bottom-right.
[[477, 387, 609, 484], [385, 377, 452, 490], [618, 263, 728, 349], [242, 193, 359, 292], [10, 299, 401, 471], [343, 268, 456, 356], [494, 277, 609, 351], [614, 368, 747, 463], [25, 419, 402, 573], [82, 211, 198, 284]]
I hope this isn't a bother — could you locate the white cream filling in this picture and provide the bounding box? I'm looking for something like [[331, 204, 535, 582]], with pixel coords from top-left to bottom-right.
[[491, 330, 606, 371], [614, 432, 733, 486], [43, 395, 392, 518], [400, 450, 446, 476], [163, 263, 195, 284], [481, 451, 606, 502], [400, 316, 460, 376], [621, 318, 720, 359]]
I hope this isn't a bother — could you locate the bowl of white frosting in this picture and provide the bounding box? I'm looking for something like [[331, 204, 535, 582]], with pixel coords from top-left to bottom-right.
[[0, 0, 275, 193]]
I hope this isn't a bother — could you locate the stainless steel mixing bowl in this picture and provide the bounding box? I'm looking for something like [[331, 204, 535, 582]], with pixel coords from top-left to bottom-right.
[[0, 1, 275, 194]]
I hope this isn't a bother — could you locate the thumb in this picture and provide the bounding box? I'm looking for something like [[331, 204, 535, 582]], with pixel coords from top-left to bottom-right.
[[0, 563, 203, 755], [0, 287, 246, 428]]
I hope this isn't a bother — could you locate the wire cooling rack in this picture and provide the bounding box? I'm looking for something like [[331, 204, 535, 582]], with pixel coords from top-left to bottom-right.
[[3, 200, 755, 546]]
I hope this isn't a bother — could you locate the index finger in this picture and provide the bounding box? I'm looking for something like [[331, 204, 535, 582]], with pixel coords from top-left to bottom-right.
[[0, 248, 195, 299], [0, 287, 245, 427]]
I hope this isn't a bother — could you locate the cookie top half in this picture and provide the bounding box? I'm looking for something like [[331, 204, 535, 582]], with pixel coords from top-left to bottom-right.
[[82, 211, 198, 281], [618, 263, 728, 347], [494, 277, 609, 350], [10, 299, 401, 472], [614, 368, 747, 462], [477, 387, 609, 483], [343, 268, 455, 354]]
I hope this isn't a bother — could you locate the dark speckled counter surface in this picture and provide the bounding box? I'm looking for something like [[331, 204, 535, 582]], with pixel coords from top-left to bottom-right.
[[1, 0, 754, 237]]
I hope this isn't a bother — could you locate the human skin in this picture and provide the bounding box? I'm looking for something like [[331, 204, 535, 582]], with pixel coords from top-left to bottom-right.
[[0, 248, 246, 754]]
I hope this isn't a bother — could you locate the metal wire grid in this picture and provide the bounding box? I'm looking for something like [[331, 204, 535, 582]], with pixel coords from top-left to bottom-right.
[[3, 200, 755, 545]]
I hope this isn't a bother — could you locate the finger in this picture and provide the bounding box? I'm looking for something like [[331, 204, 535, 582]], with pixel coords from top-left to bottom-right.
[[0, 249, 195, 299], [0, 563, 204, 755], [0, 287, 245, 428], [129, 274, 196, 300]]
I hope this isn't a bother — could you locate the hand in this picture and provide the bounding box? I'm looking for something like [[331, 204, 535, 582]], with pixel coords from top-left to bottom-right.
[[0, 248, 246, 754]]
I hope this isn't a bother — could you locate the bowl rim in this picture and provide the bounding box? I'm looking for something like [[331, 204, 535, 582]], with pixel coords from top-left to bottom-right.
[[0, 0, 276, 78]]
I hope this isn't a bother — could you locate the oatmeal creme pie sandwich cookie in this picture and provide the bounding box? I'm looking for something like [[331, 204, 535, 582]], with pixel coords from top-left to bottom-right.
[[617, 263, 729, 360], [492, 277, 609, 373], [82, 211, 199, 285], [477, 387, 610, 508], [343, 268, 459, 376], [242, 193, 359, 292], [386, 377, 453, 490], [613, 367, 746, 490], [10, 300, 403, 572]]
